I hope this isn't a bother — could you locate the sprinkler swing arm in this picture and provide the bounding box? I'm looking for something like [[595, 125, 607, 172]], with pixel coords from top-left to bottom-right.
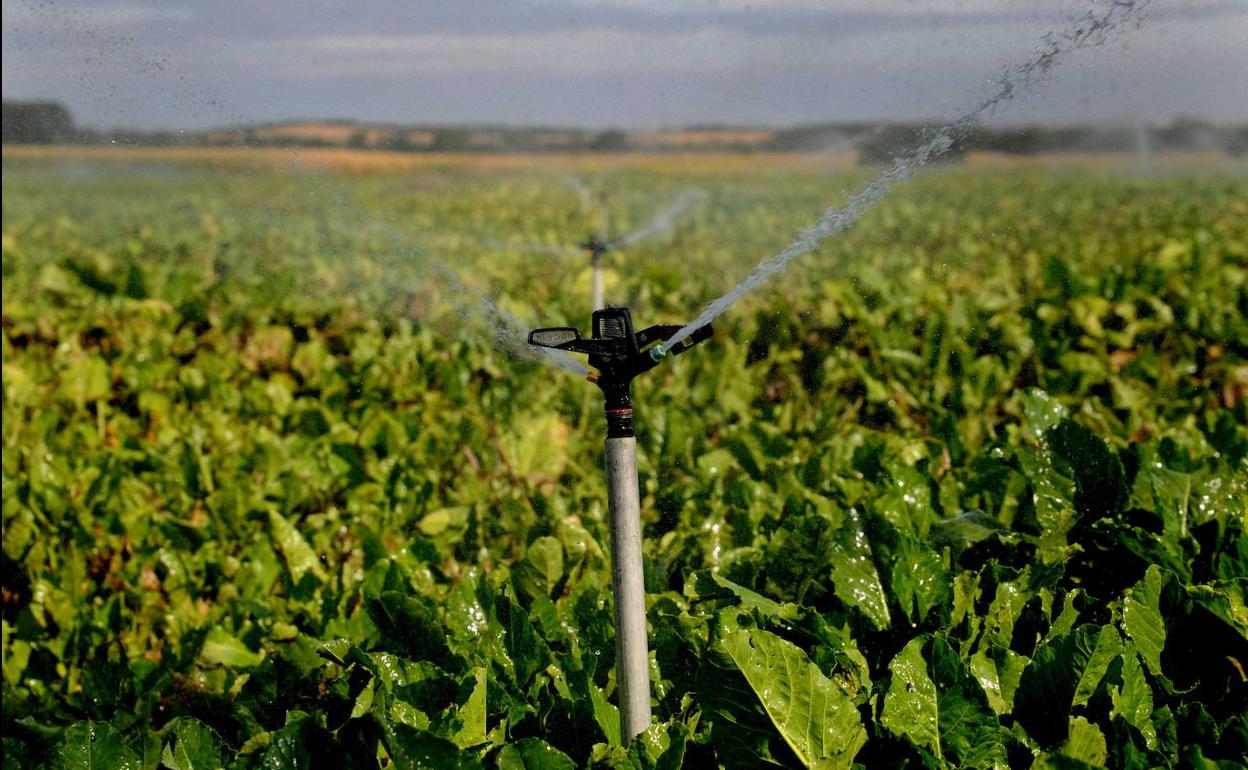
[[528, 307, 712, 744]]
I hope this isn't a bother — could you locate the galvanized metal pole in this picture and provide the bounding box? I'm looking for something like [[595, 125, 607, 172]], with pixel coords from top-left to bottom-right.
[[528, 307, 714, 747], [604, 435, 651, 745]]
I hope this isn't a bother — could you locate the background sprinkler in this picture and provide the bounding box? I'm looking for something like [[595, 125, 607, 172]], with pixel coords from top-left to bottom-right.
[[529, 306, 713, 744], [586, 190, 611, 311], [582, 235, 614, 313]]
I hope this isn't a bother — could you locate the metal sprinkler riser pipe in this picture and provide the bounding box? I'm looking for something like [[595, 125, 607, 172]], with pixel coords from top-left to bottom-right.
[[528, 306, 712, 745], [604, 434, 649, 739]]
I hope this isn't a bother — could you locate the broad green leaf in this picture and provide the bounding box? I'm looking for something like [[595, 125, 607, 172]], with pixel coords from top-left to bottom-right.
[[514, 536, 565, 600], [1045, 590, 1084, 643], [1188, 581, 1248, 641], [1072, 625, 1123, 707], [1021, 389, 1066, 438], [876, 462, 938, 538], [587, 744, 642, 770], [1121, 565, 1166, 678], [1015, 625, 1114, 748], [199, 627, 263, 668], [828, 510, 891, 630], [1110, 651, 1157, 750], [497, 738, 577, 770], [496, 594, 552, 688], [48, 721, 140, 770], [1032, 757, 1101, 770], [697, 448, 737, 477], [366, 593, 454, 665], [502, 413, 569, 479], [3, 631, 32, 689], [969, 646, 1028, 716], [1045, 420, 1127, 519], [1017, 448, 1078, 551], [268, 511, 326, 584], [445, 570, 511, 672], [719, 626, 866, 769], [880, 638, 940, 758], [590, 680, 622, 748], [709, 572, 785, 616], [883, 636, 1008, 769], [1059, 716, 1108, 767], [419, 506, 468, 537], [452, 667, 487, 749], [160, 718, 225, 770], [59, 355, 112, 407], [632, 719, 690, 770], [929, 510, 1012, 556], [980, 573, 1031, 650], [889, 536, 952, 627], [383, 723, 484, 770], [1139, 460, 1192, 545], [257, 715, 332, 770]]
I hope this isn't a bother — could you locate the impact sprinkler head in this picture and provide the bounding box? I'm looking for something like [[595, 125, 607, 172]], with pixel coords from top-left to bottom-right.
[[528, 306, 712, 437], [581, 234, 615, 260]]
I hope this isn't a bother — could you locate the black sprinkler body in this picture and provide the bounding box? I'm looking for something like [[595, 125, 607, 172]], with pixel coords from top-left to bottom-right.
[[528, 306, 713, 437], [581, 233, 615, 260]]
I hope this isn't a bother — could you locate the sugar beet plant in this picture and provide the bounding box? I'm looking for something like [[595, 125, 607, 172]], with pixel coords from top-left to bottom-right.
[[2, 159, 1247, 769]]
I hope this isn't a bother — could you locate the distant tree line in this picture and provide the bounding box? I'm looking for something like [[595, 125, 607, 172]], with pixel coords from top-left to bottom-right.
[[2, 101, 76, 144], [4, 100, 1246, 158], [767, 119, 1248, 163]]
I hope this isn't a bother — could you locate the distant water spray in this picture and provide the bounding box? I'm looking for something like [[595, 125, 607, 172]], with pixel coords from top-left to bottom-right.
[[16, 0, 582, 374], [560, 172, 595, 212], [665, 0, 1154, 347], [483, 133, 595, 210], [351, 212, 589, 374], [475, 239, 583, 257], [425, 263, 590, 375], [613, 188, 707, 246]]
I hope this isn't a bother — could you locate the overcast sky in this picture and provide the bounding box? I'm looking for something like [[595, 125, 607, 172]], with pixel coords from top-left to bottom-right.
[[3, 0, 1245, 130]]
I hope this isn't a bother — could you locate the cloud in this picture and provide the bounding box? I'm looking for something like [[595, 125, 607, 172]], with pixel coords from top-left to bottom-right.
[[242, 27, 802, 78], [2, 0, 1244, 128], [552, 0, 1237, 13], [551, 0, 1037, 14]]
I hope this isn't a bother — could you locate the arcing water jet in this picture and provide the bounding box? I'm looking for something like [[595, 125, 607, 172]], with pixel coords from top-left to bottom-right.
[[664, 0, 1155, 348]]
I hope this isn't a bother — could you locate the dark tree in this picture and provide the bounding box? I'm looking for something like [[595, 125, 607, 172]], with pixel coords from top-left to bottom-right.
[[1224, 127, 1248, 158], [382, 129, 416, 151], [590, 129, 629, 153], [2, 101, 77, 144], [431, 128, 471, 152]]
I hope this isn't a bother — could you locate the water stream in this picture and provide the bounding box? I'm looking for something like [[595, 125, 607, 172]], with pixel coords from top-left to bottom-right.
[[664, 0, 1154, 348]]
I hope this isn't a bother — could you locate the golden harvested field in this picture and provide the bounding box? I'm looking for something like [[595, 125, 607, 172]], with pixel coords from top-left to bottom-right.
[[9, 144, 1242, 178]]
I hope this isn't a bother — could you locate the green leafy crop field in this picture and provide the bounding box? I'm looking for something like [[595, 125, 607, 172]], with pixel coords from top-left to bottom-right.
[[2, 151, 1246, 769]]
